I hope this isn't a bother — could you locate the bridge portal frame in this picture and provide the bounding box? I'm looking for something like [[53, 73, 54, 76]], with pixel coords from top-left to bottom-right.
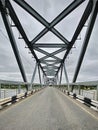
[[0, 0, 98, 90]]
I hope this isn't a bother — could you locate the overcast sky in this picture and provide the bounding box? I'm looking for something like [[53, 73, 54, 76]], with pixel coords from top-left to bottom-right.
[[0, 0, 98, 83]]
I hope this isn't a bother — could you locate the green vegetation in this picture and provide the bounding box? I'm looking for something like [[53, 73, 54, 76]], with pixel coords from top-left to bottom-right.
[[80, 85, 96, 90], [54, 84, 96, 90], [0, 83, 42, 90], [0, 84, 17, 89]]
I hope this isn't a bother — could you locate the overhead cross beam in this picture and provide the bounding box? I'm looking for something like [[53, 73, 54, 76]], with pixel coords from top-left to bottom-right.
[[40, 60, 61, 66], [34, 47, 61, 61], [43, 60, 57, 62], [43, 66, 58, 70], [39, 47, 66, 61], [33, 43, 67, 48]]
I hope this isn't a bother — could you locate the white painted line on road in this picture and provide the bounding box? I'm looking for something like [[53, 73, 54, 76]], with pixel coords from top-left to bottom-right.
[[58, 89, 98, 120]]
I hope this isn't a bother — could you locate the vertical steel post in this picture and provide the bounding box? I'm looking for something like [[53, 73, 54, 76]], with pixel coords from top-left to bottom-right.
[[42, 74, 44, 87], [63, 63, 70, 91], [58, 72, 61, 87], [0, 3, 28, 90], [55, 75, 57, 85], [56, 75, 58, 85], [0, 84, 1, 98], [43, 74, 46, 87], [38, 64, 42, 87], [96, 85, 98, 101], [73, 0, 98, 83], [18, 84, 21, 94], [4, 89, 6, 98], [30, 62, 38, 89], [59, 65, 63, 85], [78, 85, 81, 95], [44, 75, 46, 86]]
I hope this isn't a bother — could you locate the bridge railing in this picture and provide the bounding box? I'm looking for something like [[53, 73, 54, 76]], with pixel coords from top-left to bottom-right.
[[55, 81, 98, 100], [0, 79, 43, 99], [55, 81, 98, 111], [57, 88, 98, 111], [0, 88, 44, 110], [0, 79, 45, 109]]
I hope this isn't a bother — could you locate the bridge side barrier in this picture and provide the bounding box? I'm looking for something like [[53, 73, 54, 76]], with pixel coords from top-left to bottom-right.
[[57, 88, 98, 111], [0, 97, 12, 109], [0, 87, 45, 110]]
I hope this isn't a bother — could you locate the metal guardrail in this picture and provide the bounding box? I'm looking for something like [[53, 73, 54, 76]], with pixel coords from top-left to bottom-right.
[[0, 88, 44, 110], [0, 79, 43, 99], [58, 80, 98, 100], [58, 88, 98, 112]]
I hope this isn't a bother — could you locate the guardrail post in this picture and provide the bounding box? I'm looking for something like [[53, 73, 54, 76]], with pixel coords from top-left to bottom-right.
[[63, 63, 70, 92], [18, 85, 21, 94], [38, 64, 42, 87], [56, 75, 58, 85], [59, 65, 63, 85], [0, 84, 1, 98], [4, 89, 6, 98], [43, 74, 46, 87], [78, 85, 81, 95], [96, 85, 98, 101]]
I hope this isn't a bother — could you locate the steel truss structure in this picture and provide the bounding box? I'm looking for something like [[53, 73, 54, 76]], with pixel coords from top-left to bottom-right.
[[0, 0, 98, 91]]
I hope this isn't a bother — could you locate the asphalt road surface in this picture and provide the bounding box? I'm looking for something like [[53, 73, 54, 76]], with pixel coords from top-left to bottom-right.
[[0, 87, 98, 130]]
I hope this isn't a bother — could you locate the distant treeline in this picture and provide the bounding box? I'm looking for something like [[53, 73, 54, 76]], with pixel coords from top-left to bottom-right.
[[55, 85, 96, 90], [0, 84, 41, 89]]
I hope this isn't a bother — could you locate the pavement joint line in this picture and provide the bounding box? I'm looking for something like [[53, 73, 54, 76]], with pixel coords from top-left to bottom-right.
[[57, 88, 98, 120]]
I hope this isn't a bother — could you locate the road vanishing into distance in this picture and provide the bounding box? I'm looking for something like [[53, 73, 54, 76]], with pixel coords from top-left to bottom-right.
[[0, 87, 98, 130]]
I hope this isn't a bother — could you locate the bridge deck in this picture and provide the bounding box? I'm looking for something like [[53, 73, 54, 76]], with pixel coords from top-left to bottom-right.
[[0, 87, 98, 130]]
